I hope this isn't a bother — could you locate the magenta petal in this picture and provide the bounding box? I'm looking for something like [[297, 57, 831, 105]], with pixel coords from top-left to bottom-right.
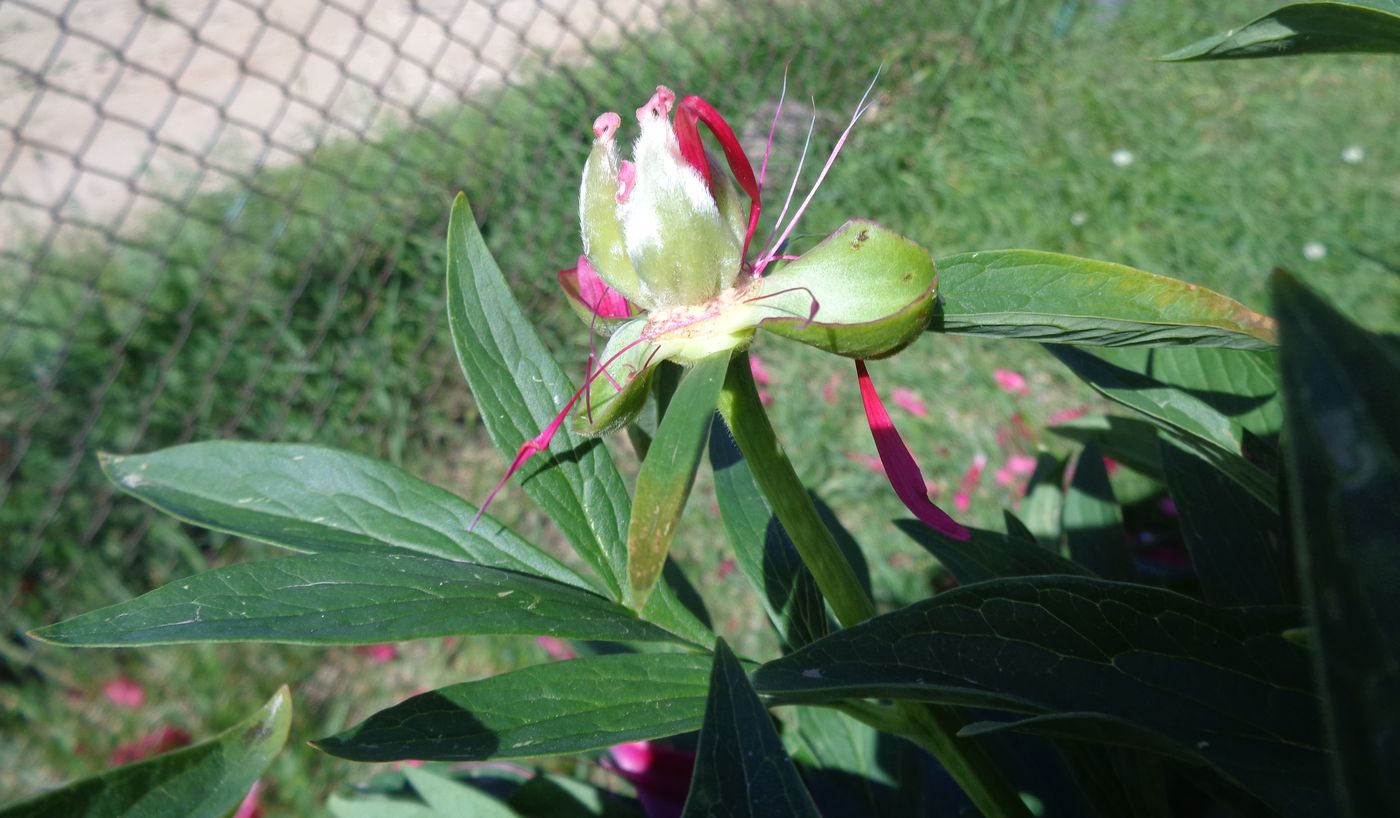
[[675, 95, 762, 258], [558, 255, 633, 319], [855, 360, 971, 541]]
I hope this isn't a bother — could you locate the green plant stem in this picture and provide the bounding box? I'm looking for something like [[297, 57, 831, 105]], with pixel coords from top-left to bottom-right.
[[717, 354, 876, 628], [718, 353, 1032, 818]]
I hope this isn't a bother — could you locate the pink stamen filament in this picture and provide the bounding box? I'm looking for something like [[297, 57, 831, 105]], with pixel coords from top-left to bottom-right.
[[757, 68, 883, 273], [743, 285, 821, 329]]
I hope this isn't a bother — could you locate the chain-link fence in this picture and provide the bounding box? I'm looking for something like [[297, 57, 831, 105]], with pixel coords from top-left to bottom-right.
[[1, 0, 918, 622]]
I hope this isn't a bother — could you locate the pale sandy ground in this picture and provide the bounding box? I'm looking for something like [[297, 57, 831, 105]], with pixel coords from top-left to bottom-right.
[[0, 0, 669, 253]]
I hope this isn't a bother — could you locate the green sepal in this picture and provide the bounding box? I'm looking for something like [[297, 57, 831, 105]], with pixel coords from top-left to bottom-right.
[[571, 317, 669, 436], [753, 220, 937, 359]]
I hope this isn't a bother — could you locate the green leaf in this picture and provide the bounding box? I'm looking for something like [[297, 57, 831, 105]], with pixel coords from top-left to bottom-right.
[[31, 553, 680, 647], [627, 354, 728, 609], [316, 653, 712, 762], [1159, 441, 1289, 606], [1046, 345, 1280, 509], [99, 442, 589, 591], [753, 577, 1328, 818], [782, 706, 928, 816], [755, 220, 938, 359], [683, 640, 822, 818], [1161, 1, 1400, 60], [709, 420, 828, 650], [327, 795, 437, 818], [1019, 453, 1066, 551], [0, 687, 289, 818], [509, 773, 645, 818], [1063, 443, 1135, 581], [1275, 271, 1400, 817], [894, 519, 1088, 584], [930, 250, 1278, 349], [445, 192, 630, 599], [403, 767, 519, 818], [1048, 415, 1166, 479]]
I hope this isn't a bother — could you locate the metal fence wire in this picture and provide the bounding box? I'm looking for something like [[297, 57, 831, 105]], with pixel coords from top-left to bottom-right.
[[0, 0, 898, 620]]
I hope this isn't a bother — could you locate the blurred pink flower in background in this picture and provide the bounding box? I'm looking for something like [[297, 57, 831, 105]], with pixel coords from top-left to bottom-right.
[[954, 453, 988, 513], [847, 451, 886, 476], [994, 454, 1037, 488], [605, 741, 696, 818], [1047, 405, 1090, 425], [109, 725, 191, 765], [354, 644, 399, 663], [993, 368, 1029, 396], [890, 387, 929, 418], [102, 677, 145, 709], [715, 557, 736, 580], [748, 354, 773, 385], [821, 372, 841, 404], [1103, 456, 1120, 475], [536, 636, 578, 661]]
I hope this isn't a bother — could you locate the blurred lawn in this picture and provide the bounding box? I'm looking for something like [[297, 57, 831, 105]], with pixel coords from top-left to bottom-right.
[[3, 0, 1397, 813]]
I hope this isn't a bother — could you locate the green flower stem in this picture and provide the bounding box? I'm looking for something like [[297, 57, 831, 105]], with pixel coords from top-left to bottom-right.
[[717, 354, 876, 627], [718, 353, 1032, 818]]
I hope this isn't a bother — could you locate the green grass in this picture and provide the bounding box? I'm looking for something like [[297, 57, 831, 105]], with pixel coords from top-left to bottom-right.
[[2, 0, 1397, 813]]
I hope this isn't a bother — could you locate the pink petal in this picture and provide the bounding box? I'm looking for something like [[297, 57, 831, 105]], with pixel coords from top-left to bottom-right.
[[536, 636, 578, 661], [993, 368, 1029, 396], [675, 95, 762, 257], [1103, 455, 1120, 475], [855, 361, 970, 541], [233, 781, 263, 818], [994, 466, 1016, 488], [954, 491, 971, 513], [102, 677, 145, 709], [558, 255, 632, 319], [890, 387, 929, 418], [354, 644, 399, 663], [758, 389, 773, 406], [748, 354, 773, 386], [605, 741, 696, 818]]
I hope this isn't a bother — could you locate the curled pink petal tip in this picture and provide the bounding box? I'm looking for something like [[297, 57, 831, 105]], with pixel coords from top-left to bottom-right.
[[855, 361, 970, 541], [558, 256, 632, 319], [637, 86, 676, 120], [593, 112, 621, 141]]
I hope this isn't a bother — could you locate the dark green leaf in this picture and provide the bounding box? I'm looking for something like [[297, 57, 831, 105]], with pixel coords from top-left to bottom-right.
[[754, 577, 1327, 818], [709, 422, 828, 650], [683, 640, 821, 818], [31, 553, 681, 647], [317, 653, 711, 761], [509, 773, 645, 818], [627, 354, 727, 609], [1160, 441, 1289, 606], [0, 687, 289, 818], [1275, 271, 1400, 816], [1162, 1, 1400, 60], [782, 706, 931, 817], [1046, 345, 1280, 509], [1063, 443, 1135, 581], [931, 250, 1277, 349], [445, 192, 629, 599], [99, 443, 588, 591], [894, 519, 1088, 584]]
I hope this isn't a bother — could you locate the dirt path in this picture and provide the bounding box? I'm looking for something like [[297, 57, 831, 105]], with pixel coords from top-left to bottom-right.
[[0, 0, 662, 253]]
